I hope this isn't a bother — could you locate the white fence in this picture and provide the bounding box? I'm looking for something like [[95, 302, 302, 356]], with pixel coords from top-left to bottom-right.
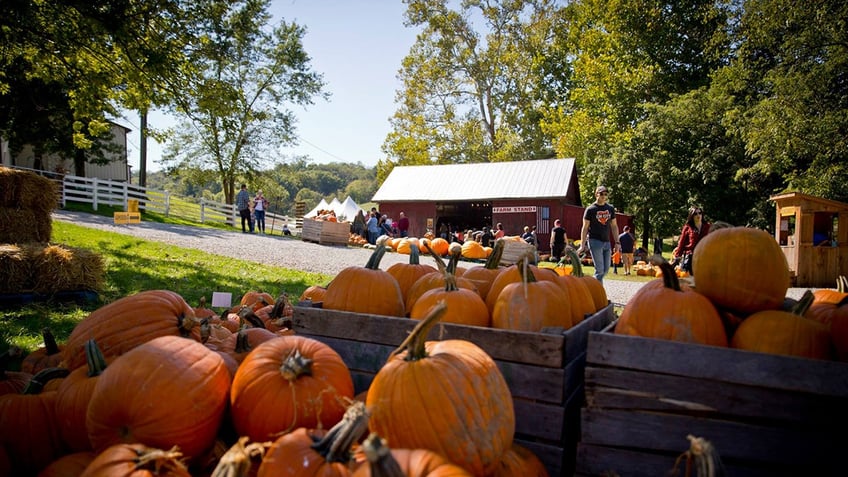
[[8, 165, 295, 231]]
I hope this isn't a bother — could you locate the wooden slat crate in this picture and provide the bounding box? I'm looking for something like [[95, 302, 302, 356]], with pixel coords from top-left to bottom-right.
[[300, 218, 350, 245], [576, 328, 848, 476], [292, 303, 616, 477]]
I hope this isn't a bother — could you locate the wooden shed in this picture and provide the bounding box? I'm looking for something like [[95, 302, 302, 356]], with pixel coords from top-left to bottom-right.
[[769, 192, 848, 287]]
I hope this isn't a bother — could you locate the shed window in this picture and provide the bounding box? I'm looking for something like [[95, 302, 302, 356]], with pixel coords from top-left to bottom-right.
[[779, 215, 795, 246], [812, 212, 837, 246]]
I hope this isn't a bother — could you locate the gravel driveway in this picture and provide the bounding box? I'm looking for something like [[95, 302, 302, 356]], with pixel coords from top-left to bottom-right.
[[52, 210, 810, 305]]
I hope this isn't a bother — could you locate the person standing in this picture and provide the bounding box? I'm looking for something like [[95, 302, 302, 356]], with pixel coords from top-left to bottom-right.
[[618, 225, 635, 275], [674, 207, 711, 274], [353, 209, 367, 239], [397, 211, 410, 238], [236, 184, 252, 233], [549, 219, 568, 260], [367, 212, 380, 245], [480, 227, 494, 247], [494, 223, 505, 239], [253, 190, 269, 234], [579, 185, 621, 283]]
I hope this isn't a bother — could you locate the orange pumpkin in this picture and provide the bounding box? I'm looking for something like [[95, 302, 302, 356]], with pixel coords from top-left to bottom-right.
[[731, 291, 832, 360], [616, 261, 728, 347], [409, 252, 490, 328], [461, 238, 506, 301], [492, 258, 572, 332], [352, 432, 472, 477], [80, 443, 190, 477], [485, 260, 555, 316], [230, 335, 354, 442], [563, 251, 607, 311], [366, 303, 515, 476], [405, 244, 479, 314], [62, 290, 201, 370], [461, 240, 488, 260], [300, 284, 328, 303], [427, 238, 450, 257], [55, 339, 110, 452], [20, 328, 64, 374], [692, 226, 790, 314], [38, 451, 96, 477], [493, 443, 550, 477], [240, 290, 275, 312], [386, 244, 438, 305], [323, 244, 405, 317], [0, 348, 31, 397], [86, 336, 230, 458]]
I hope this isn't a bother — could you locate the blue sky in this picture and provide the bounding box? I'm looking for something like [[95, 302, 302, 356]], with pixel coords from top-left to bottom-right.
[[122, 0, 420, 172]]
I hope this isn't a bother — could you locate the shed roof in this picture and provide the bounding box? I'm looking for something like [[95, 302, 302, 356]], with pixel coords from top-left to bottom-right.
[[372, 158, 577, 202]]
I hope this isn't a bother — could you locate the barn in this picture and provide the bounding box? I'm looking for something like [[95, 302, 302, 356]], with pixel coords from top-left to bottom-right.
[[372, 158, 633, 253]]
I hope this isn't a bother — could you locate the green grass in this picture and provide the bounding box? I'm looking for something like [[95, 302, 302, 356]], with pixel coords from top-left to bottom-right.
[[1, 220, 332, 359]]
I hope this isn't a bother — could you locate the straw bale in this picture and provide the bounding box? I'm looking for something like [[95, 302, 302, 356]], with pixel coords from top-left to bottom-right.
[[0, 207, 52, 243], [29, 244, 104, 293], [0, 244, 34, 293], [0, 166, 58, 214]]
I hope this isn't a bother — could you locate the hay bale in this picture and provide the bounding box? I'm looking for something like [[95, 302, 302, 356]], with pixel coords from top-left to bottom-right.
[[0, 244, 33, 293], [30, 244, 104, 294], [0, 166, 59, 216], [0, 207, 52, 244]]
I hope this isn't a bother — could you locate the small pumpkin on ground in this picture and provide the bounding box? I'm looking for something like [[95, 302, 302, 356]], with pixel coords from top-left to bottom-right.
[[461, 240, 488, 260]]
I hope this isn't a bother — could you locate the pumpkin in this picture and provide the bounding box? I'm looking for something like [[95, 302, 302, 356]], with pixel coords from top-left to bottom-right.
[[461, 238, 506, 301], [21, 328, 64, 374], [809, 276, 848, 325], [80, 443, 191, 477], [554, 251, 601, 326], [62, 290, 201, 370], [254, 293, 295, 332], [300, 284, 328, 303], [460, 240, 488, 260], [323, 243, 405, 317], [409, 248, 490, 328], [366, 302, 515, 476], [562, 252, 607, 311], [55, 339, 110, 452], [193, 296, 219, 321], [38, 451, 97, 477], [405, 245, 479, 314], [230, 335, 354, 442], [731, 290, 833, 360], [427, 238, 450, 257], [0, 367, 69, 476], [491, 257, 573, 332], [493, 443, 550, 477], [86, 336, 230, 458], [240, 290, 276, 312], [257, 402, 370, 477], [616, 260, 728, 347], [692, 227, 790, 314], [485, 257, 555, 315], [396, 237, 421, 255], [352, 432, 472, 477], [386, 244, 438, 305], [218, 327, 279, 364]]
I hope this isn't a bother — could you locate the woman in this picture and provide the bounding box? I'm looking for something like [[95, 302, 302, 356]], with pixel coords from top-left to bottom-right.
[[253, 190, 269, 234], [674, 206, 711, 273]]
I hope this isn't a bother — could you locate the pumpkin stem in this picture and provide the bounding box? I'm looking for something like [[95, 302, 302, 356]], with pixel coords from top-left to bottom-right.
[[650, 255, 682, 292], [41, 328, 61, 356], [211, 437, 271, 477], [360, 433, 405, 477], [365, 244, 389, 270], [234, 330, 252, 354], [409, 243, 421, 264], [791, 290, 815, 316], [837, 275, 847, 293], [237, 306, 266, 329], [447, 245, 462, 275], [177, 314, 198, 337], [423, 241, 449, 275], [311, 401, 370, 463], [279, 348, 313, 381], [389, 301, 447, 362], [671, 434, 725, 477], [485, 239, 506, 269], [23, 367, 70, 394], [84, 339, 108, 378], [564, 249, 586, 277], [132, 445, 188, 473]]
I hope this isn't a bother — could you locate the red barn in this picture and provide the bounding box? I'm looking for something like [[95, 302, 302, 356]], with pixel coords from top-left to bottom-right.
[[372, 158, 633, 253]]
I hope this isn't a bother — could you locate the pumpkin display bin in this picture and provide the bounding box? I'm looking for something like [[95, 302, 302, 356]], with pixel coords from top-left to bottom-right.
[[575, 320, 848, 476], [292, 300, 615, 477]]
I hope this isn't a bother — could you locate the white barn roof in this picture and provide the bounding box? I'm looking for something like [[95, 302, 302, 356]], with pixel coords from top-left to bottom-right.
[[372, 158, 577, 202]]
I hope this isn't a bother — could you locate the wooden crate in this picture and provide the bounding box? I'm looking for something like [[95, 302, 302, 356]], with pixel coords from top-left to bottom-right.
[[576, 328, 848, 476], [292, 303, 615, 477], [500, 239, 536, 265], [300, 218, 350, 245]]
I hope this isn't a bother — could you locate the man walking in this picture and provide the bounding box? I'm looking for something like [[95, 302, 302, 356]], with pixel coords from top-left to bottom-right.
[[579, 185, 621, 283], [236, 184, 252, 233], [549, 219, 568, 260]]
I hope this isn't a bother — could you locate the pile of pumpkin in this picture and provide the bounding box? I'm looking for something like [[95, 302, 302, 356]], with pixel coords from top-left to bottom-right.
[[356, 235, 530, 262], [301, 238, 610, 333], [0, 288, 553, 476], [615, 226, 848, 362]]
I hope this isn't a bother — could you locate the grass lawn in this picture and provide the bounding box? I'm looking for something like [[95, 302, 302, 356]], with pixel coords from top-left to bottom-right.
[[1, 220, 332, 358]]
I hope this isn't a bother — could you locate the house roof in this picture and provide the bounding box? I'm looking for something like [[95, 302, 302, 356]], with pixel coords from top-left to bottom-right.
[[372, 158, 577, 202]]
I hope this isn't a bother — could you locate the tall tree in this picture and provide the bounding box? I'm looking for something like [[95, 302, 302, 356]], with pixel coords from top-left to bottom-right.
[[160, 0, 325, 204], [380, 0, 559, 181]]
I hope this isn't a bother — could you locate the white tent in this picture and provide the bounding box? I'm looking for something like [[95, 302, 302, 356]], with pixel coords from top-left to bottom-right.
[[336, 196, 363, 222], [304, 198, 330, 218], [327, 197, 342, 216]]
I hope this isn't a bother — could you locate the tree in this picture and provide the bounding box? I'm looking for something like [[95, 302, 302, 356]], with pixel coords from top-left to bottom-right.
[[160, 0, 326, 205], [380, 0, 560, 181]]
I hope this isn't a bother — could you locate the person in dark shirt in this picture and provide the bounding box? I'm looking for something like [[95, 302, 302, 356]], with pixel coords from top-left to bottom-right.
[[578, 185, 621, 283], [549, 219, 568, 260], [618, 225, 636, 275], [480, 227, 494, 247]]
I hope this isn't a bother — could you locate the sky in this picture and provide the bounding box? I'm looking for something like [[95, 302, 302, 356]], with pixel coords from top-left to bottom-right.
[[120, 0, 420, 172]]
